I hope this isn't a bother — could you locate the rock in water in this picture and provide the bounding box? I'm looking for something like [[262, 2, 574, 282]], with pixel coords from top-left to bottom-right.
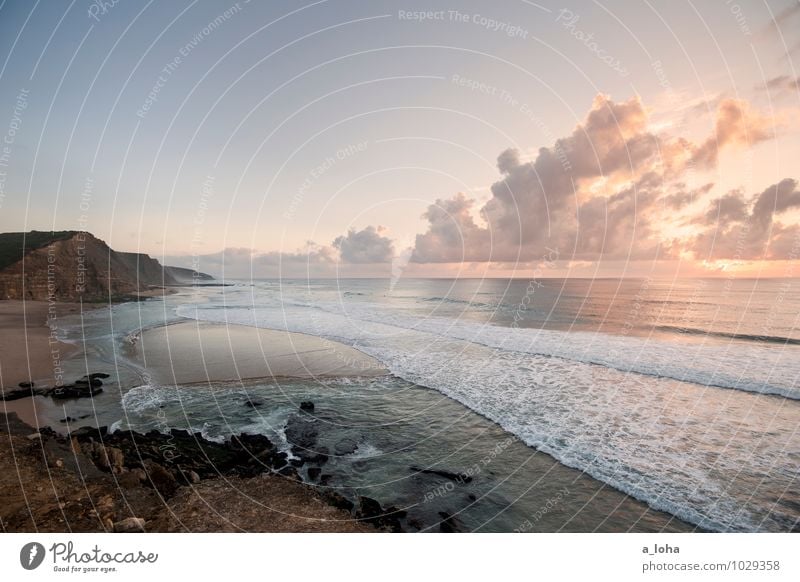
[[438, 511, 464, 533], [322, 491, 354, 513], [410, 465, 473, 483], [356, 496, 407, 532], [50, 383, 103, 399], [299, 401, 315, 412], [76, 377, 103, 388], [1, 386, 36, 401]]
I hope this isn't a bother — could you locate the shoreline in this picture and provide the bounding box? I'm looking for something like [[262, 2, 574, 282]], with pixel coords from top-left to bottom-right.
[[0, 298, 700, 533], [0, 411, 383, 532], [133, 320, 387, 384], [0, 300, 91, 390], [0, 300, 399, 532]]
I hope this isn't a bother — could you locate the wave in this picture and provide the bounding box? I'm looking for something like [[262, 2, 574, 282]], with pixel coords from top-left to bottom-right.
[[118, 383, 298, 452], [176, 299, 800, 400], [655, 325, 800, 346], [174, 296, 800, 531], [346, 442, 382, 460]]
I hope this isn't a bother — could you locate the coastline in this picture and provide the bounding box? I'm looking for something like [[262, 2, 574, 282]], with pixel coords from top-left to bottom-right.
[[0, 412, 378, 532], [132, 320, 387, 384], [0, 300, 88, 390], [0, 296, 700, 533], [0, 301, 397, 532]]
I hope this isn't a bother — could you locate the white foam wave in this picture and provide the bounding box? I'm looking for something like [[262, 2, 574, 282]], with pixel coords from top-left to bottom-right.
[[347, 442, 382, 460], [175, 297, 800, 531]]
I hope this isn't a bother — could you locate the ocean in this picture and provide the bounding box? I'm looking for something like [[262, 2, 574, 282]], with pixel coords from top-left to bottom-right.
[[55, 278, 800, 532]]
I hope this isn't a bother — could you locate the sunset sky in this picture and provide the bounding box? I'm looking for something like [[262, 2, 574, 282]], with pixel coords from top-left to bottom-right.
[[0, 0, 799, 278]]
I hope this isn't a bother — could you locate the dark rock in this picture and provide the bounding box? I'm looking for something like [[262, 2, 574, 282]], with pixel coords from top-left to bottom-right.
[[333, 437, 359, 456], [319, 474, 333, 486], [299, 401, 315, 412], [256, 449, 288, 470], [467, 493, 477, 502], [142, 460, 178, 498], [356, 496, 407, 532], [307, 467, 321, 481], [285, 416, 318, 449], [18, 381, 34, 388], [75, 377, 103, 388], [84, 373, 110, 380], [244, 400, 263, 408], [276, 465, 299, 479], [69, 425, 107, 440], [322, 491, 354, 513], [285, 415, 330, 464], [289, 458, 304, 467], [438, 511, 463, 533], [50, 383, 103, 399], [410, 465, 473, 484], [59, 416, 76, 424], [1, 385, 36, 401], [304, 449, 329, 465], [230, 432, 274, 452], [357, 496, 383, 519]]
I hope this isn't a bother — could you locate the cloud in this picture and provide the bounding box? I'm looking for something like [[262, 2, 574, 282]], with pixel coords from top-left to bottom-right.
[[759, 2, 800, 38], [333, 226, 394, 263], [762, 75, 800, 92], [759, 3, 800, 59], [165, 226, 394, 278], [661, 182, 714, 210], [420, 95, 663, 262], [410, 94, 785, 265], [165, 243, 338, 278], [412, 193, 491, 262], [690, 99, 774, 168], [701, 191, 750, 225], [690, 178, 800, 260]]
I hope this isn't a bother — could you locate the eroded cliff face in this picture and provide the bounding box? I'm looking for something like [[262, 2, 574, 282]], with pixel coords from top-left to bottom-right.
[[0, 232, 176, 301]]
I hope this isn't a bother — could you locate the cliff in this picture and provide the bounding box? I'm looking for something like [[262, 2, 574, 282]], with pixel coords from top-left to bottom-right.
[[0, 231, 178, 301], [163, 265, 215, 283]]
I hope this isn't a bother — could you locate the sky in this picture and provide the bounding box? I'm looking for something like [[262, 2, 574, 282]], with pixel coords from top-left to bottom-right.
[[0, 0, 798, 278]]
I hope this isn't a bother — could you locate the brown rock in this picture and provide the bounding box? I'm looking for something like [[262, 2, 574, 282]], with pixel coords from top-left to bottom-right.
[[113, 517, 146, 532], [88, 443, 125, 473], [142, 460, 178, 498]]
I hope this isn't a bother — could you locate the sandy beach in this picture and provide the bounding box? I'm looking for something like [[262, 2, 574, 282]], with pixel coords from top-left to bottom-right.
[[0, 300, 90, 390], [133, 320, 386, 384]]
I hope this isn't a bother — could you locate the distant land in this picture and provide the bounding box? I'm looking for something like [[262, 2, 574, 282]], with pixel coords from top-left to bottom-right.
[[0, 231, 213, 301]]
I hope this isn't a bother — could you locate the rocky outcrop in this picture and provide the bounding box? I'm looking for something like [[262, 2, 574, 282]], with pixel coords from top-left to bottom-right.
[[0, 372, 109, 401], [163, 265, 214, 283], [0, 230, 178, 301]]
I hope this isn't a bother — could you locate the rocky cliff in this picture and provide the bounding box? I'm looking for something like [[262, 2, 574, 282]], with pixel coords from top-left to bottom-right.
[[163, 265, 215, 283], [0, 231, 178, 301]]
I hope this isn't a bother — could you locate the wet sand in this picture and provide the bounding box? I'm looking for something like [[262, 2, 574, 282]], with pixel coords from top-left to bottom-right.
[[134, 320, 386, 384], [0, 300, 89, 391]]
